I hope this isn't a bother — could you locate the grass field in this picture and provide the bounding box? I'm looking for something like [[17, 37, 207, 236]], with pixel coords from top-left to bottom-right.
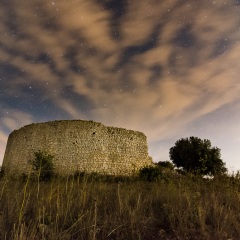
[[0, 172, 240, 240]]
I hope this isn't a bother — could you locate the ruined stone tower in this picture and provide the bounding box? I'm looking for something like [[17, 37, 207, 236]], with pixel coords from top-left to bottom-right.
[[2, 120, 152, 176]]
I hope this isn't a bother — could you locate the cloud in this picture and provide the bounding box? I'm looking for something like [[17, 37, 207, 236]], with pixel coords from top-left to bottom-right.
[[0, 107, 35, 164], [1, 108, 34, 132], [0, 0, 239, 166]]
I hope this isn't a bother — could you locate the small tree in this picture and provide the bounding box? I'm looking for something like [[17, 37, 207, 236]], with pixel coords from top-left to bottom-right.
[[31, 150, 55, 181], [169, 136, 227, 176]]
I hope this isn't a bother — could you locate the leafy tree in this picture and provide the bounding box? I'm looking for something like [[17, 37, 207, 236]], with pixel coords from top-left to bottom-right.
[[31, 150, 55, 181], [169, 136, 227, 176]]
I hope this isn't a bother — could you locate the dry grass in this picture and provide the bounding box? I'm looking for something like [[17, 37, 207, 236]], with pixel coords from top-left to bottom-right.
[[0, 173, 240, 239]]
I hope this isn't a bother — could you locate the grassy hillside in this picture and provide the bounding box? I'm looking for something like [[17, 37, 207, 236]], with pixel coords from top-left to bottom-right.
[[0, 172, 240, 239]]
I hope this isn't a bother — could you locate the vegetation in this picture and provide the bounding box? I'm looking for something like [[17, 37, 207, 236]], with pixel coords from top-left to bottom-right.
[[30, 150, 55, 181], [169, 136, 227, 176], [139, 165, 163, 181], [0, 138, 236, 239], [157, 161, 175, 170], [0, 171, 240, 239]]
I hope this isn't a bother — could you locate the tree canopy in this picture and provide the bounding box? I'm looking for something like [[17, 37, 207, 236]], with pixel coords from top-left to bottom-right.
[[169, 136, 227, 176]]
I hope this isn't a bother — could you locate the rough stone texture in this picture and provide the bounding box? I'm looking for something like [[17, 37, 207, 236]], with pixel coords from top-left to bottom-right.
[[2, 120, 153, 176]]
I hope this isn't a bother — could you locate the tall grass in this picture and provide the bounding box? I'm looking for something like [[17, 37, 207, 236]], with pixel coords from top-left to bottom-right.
[[0, 173, 240, 239]]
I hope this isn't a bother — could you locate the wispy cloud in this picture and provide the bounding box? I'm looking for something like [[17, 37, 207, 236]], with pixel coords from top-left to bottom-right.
[[0, 108, 34, 163], [0, 0, 239, 167]]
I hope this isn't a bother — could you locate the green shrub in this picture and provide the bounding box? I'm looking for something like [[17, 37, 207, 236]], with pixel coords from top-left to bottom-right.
[[157, 161, 175, 170], [139, 166, 162, 182], [31, 150, 55, 181]]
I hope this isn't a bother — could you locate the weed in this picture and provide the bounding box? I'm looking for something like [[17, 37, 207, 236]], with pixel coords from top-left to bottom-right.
[[0, 173, 240, 239]]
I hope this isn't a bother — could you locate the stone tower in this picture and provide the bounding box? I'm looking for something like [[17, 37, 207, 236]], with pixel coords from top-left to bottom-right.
[[2, 120, 152, 176]]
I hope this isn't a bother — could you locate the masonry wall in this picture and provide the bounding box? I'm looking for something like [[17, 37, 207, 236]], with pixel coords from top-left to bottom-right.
[[2, 120, 152, 176]]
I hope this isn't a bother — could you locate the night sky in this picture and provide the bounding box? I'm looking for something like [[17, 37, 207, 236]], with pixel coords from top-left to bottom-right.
[[1, 0, 240, 171]]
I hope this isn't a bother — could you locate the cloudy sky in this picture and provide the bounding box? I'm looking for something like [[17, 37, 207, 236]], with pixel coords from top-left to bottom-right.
[[0, 0, 240, 170]]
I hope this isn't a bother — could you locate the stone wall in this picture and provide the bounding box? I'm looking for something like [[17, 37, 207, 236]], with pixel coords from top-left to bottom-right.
[[2, 120, 153, 176]]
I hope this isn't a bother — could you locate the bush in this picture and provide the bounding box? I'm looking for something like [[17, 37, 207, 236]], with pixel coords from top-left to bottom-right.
[[157, 161, 175, 170], [31, 150, 55, 181], [139, 166, 162, 182]]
